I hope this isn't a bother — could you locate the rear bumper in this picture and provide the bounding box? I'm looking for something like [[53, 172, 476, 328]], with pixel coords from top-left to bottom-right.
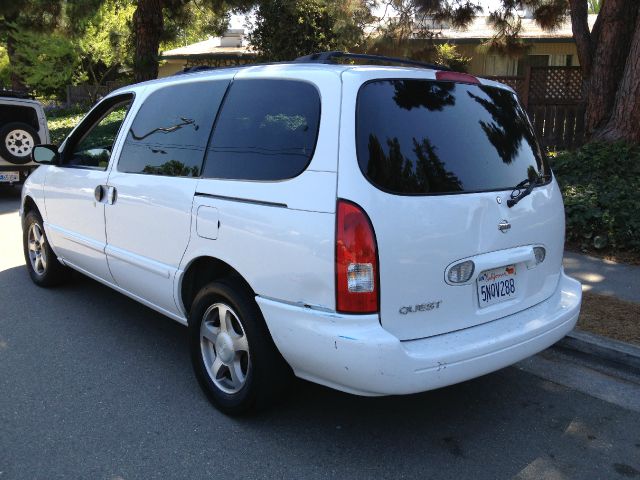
[[257, 270, 581, 396]]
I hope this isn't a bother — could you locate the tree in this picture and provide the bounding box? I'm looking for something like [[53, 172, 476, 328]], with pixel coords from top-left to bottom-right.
[[249, 0, 373, 61], [77, 0, 136, 99], [0, 0, 63, 90], [379, 0, 640, 144], [11, 29, 80, 98], [132, 0, 240, 82]]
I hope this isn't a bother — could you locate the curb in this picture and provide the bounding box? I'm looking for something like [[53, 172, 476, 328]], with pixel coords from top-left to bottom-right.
[[556, 330, 640, 373]]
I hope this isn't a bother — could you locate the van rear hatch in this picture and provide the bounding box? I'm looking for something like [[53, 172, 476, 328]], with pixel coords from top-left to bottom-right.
[[338, 72, 565, 341]]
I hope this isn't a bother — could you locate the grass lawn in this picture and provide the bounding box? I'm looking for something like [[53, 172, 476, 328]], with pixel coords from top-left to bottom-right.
[[47, 108, 87, 145]]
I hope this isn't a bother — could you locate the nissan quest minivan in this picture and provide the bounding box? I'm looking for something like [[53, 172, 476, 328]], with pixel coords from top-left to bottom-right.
[[22, 53, 582, 414]]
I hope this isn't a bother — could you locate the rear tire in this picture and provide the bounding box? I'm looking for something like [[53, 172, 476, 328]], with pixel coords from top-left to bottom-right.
[[22, 211, 69, 287], [189, 277, 292, 415]]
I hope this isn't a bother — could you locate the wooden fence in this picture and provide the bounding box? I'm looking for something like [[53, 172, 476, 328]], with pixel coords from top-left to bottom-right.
[[66, 81, 124, 105], [488, 66, 585, 151]]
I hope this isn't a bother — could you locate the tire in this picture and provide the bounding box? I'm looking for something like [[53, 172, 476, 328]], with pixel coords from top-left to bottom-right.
[[22, 211, 69, 287], [0, 122, 39, 165], [189, 277, 292, 415]]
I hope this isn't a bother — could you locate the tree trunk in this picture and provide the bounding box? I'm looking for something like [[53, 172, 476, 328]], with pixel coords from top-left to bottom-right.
[[594, 14, 640, 143], [582, 0, 638, 135], [133, 0, 164, 83]]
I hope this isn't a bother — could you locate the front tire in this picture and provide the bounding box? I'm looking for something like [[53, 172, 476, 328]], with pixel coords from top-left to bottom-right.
[[22, 211, 69, 286], [189, 278, 291, 415]]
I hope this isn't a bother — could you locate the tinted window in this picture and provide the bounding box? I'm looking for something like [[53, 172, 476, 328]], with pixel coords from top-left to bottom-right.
[[65, 98, 132, 169], [356, 80, 549, 195], [118, 80, 229, 176], [202, 79, 320, 181]]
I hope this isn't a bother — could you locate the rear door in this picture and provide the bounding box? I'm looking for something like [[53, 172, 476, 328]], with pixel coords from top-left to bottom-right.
[[338, 70, 565, 341], [104, 77, 230, 317]]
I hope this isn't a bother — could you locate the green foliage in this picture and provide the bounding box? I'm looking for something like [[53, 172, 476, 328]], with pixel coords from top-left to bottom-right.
[[0, 45, 9, 86], [434, 43, 470, 72], [588, 0, 602, 14], [47, 106, 88, 144], [249, 0, 372, 61], [77, 0, 135, 86], [161, 2, 230, 51], [551, 142, 640, 253], [12, 28, 80, 98]]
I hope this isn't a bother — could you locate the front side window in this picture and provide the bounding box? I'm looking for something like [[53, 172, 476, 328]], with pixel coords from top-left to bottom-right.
[[118, 80, 229, 177], [356, 79, 549, 195], [65, 97, 132, 169], [202, 79, 321, 181]]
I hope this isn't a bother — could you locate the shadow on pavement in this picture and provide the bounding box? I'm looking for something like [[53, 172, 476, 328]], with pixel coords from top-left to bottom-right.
[[1, 263, 638, 479], [0, 185, 21, 215]]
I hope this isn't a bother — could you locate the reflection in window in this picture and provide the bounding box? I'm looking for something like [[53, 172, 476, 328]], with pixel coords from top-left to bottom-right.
[[118, 80, 229, 177], [357, 79, 548, 195], [202, 79, 321, 181]]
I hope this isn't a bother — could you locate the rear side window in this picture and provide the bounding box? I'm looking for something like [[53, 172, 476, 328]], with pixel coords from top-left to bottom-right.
[[356, 79, 549, 195], [202, 79, 320, 181], [118, 80, 229, 177]]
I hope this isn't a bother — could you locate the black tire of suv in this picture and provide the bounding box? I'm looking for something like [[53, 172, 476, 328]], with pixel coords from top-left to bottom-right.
[[189, 278, 292, 415], [22, 211, 70, 287], [0, 122, 39, 165]]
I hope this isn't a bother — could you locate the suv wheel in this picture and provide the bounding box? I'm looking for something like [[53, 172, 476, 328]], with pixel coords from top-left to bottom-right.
[[1, 122, 39, 165], [23, 211, 69, 286], [189, 278, 291, 415]]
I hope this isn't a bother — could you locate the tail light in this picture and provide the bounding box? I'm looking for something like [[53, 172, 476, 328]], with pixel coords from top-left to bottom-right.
[[435, 71, 480, 84], [335, 199, 379, 314]]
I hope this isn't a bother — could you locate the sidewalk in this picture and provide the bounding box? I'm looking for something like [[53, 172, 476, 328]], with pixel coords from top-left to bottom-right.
[[563, 251, 640, 304]]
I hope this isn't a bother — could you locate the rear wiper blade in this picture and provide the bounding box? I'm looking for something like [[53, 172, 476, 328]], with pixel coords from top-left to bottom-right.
[[507, 176, 542, 208]]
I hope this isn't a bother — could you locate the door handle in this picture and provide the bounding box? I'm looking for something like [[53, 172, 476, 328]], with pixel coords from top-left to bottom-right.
[[106, 186, 117, 205], [94, 185, 105, 202]]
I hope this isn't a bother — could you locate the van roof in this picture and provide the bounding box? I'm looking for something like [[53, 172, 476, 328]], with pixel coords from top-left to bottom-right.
[[111, 61, 514, 97]]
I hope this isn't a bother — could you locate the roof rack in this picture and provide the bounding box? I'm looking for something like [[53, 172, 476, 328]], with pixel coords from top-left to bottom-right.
[[173, 65, 218, 76], [294, 51, 450, 71], [0, 88, 34, 99]]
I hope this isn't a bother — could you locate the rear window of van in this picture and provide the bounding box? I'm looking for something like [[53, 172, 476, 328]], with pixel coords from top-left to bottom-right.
[[356, 79, 550, 195]]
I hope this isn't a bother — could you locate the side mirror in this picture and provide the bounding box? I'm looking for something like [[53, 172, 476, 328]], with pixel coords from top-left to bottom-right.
[[32, 145, 60, 165]]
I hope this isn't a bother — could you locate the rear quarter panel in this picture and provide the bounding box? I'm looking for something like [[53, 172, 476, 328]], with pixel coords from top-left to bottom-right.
[[177, 67, 342, 312]]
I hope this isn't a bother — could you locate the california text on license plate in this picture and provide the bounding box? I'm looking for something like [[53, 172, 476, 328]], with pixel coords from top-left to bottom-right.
[[477, 264, 518, 308]]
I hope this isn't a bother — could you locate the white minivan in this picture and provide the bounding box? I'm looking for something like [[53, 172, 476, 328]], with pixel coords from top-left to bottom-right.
[[22, 53, 582, 414]]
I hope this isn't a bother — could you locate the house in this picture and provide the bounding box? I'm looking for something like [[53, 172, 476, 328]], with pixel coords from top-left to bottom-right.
[[159, 29, 256, 77], [423, 13, 598, 76]]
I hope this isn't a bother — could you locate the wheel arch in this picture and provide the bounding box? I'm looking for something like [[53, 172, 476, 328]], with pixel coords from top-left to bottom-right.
[[22, 194, 41, 223], [180, 255, 256, 320]]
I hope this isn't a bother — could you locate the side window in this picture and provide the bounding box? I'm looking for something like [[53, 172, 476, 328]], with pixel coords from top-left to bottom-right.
[[117, 80, 229, 177], [202, 79, 321, 181], [64, 97, 132, 169]]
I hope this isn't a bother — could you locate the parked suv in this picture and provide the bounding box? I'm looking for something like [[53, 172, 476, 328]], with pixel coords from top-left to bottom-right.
[[1, 90, 49, 185], [21, 53, 582, 414]]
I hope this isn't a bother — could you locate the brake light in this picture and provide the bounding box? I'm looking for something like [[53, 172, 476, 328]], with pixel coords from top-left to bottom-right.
[[335, 199, 379, 314], [435, 71, 480, 84]]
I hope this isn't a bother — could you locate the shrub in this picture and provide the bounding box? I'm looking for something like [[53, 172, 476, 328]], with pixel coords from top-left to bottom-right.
[[550, 142, 640, 254]]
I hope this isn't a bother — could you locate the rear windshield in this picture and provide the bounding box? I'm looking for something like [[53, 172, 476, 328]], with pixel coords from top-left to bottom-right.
[[356, 79, 550, 195]]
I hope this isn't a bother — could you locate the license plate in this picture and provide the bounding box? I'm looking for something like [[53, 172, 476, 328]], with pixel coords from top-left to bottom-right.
[[0, 171, 19, 183], [477, 264, 518, 308]]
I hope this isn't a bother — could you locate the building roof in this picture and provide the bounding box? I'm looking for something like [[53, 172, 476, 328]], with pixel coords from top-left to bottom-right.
[[427, 14, 597, 43], [161, 29, 256, 60]]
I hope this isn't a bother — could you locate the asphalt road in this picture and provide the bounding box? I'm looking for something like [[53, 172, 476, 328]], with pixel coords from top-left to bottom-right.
[[1, 188, 639, 480]]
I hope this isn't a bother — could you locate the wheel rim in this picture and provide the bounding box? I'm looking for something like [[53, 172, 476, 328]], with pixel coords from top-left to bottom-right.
[[200, 303, 251, 394], [27, 223, 47, 275], [5, 129, 35, 157]]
